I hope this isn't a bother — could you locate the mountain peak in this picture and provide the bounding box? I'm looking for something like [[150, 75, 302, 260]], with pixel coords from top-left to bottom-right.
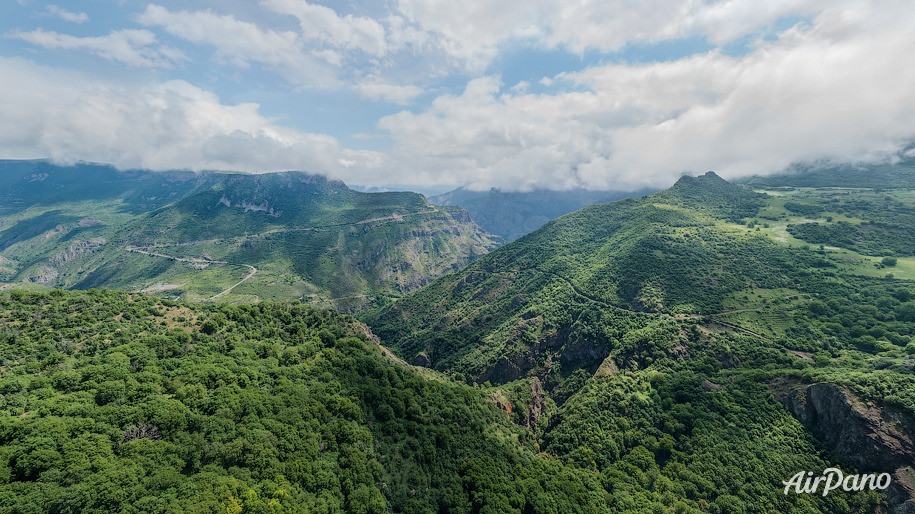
[[664, 171, 764, 221], [673, 170, 725, 186]]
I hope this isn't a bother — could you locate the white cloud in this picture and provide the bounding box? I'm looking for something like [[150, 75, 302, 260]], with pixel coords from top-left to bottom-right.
[[0, 57, 383, 180], [137, 5, 304, 68], [45, 5, 89, 24], [136, 4, 395, 88], [12, 28, 186, 68], [392, 0, 833, 69], [259, 0, 387, 56], [135, 4, 428, 101], [394, 0, 544, 70], [355, 81, 423, 104], [5, 0, 915, 191], [376, 1, 915, 190]]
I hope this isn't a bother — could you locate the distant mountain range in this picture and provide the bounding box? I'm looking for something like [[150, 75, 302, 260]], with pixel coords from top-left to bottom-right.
[[0, 160, 494, 310], [739, 157, 915, 188], [427, 187, 653, 242]]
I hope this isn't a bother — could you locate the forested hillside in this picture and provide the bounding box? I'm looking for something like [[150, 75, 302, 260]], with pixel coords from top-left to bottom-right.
[[4, 166, 915, 512], [741, 158, 915, 189], [0, 289, 609, 513], [0, 161, 494, 310], [366, 171, 915, 512]]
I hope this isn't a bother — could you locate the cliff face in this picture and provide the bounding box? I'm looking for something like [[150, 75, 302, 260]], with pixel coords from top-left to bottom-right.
[[774, 381, 915, 513]]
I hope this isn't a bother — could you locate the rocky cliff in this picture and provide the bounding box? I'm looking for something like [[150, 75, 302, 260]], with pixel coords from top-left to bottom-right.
[[774, 380, 915, 513]]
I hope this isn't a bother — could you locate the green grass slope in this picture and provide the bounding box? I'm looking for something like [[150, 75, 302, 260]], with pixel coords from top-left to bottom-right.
[[0, 160, 213, 216], [0, 162, 495, 310]]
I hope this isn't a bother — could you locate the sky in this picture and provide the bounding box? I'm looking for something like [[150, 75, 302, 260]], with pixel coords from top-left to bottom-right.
[[2, 1, 915, 193]]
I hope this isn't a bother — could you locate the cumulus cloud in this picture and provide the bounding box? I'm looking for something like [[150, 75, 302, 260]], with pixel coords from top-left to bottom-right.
[[376, 0, 915, 190], [0, 57, 383, 180], [136, 4, 334, 82], [45, 5, 89, 24], [13, 29, 186, 68], [135, 4, 413, 96], [393, 0, 545, 71], [393, 0, 832, 69], [259, 0, 387, 56], [4, 0, 915, 191]]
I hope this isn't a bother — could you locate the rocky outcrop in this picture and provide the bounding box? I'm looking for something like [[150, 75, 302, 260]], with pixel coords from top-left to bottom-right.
[[477, 321, 611, 387], [49, 239, 106, 267], [27, 265, 58, 285], [217, 195, 282, 217], [774, 380, 915, 513], [0, 255, 14, 275], [411, 352, 431, 368], [526, 377, 545, 429], [480, 347, 538, 384]]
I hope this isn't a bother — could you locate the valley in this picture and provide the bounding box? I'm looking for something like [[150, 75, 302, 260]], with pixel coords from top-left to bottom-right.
[[0, 161, 495, 310], [2, 161, 915, 512], [2, 1, 912, 512], [428, 187, 652, 242]]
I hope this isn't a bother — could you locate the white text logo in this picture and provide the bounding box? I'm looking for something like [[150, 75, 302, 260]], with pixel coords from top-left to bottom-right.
[[783, 468, 892, 496]]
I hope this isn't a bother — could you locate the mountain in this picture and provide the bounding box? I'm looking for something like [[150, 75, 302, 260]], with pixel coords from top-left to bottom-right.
[[365, 171, 915, 512], [427, 187, 651, 242], [740, 158, 915, 189], [366, 172, 778, 378], [0, 160, 494, 310], [740, 160, 915, 257], [0, 289, 608, 512], [0, 159, 214, 216], [5, 163, 915, 512]]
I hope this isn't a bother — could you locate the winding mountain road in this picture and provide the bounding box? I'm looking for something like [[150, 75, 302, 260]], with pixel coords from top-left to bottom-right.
[[122, 208, 447, 301], [126, 246, 258, 300]]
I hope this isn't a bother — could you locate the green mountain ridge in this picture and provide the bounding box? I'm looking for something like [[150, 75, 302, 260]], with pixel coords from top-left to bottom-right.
[[365, 171, 915, 512], [366, 173, 798, 379], [4, 163, 915, 512], [0, 161, 494, 310], [740, 159, 915, 189]]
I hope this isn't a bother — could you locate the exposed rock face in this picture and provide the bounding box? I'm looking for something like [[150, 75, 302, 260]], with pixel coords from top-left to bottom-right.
[[49, 239, 106, 267], [594, 355, 619, 378], [775, 381, 915, 513], [477, 320, 611, 387], [410, 353, 431, 368], [479, 348, 537, 384], [526, 377, 545, 429]]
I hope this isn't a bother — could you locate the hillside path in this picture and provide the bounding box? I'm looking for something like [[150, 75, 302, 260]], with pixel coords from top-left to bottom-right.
[[126, 246, 258, 300]]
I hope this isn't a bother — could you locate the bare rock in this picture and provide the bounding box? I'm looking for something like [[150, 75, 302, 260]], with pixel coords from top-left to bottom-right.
[[774, 380, 915, 513]]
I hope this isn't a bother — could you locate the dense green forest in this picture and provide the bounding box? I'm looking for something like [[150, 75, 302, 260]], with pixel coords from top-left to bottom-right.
[[0, 289, 613, 513], [1, 289, 895, 513]]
